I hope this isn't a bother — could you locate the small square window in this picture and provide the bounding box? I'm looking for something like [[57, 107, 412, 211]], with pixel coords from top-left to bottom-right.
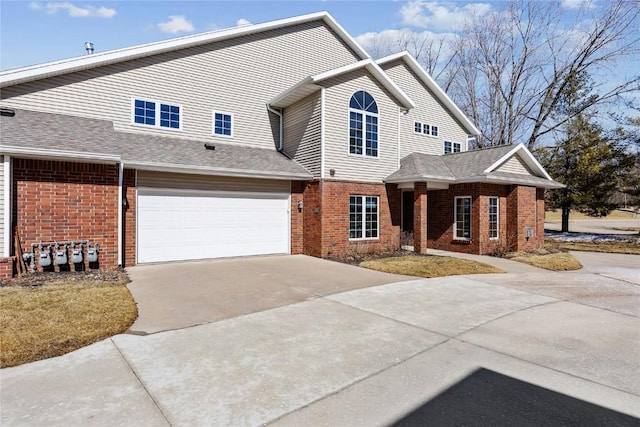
[[422, 123, 430, 135], [213, 112, 233, 137], [431, 126, 439, 137], [414, 122, 422, 133]]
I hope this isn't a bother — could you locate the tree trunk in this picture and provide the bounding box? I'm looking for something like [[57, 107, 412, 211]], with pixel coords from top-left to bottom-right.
[[561, 206, 570, 233]]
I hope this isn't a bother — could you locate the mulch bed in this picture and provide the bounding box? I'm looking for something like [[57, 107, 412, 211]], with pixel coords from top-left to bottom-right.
[[329, 249, 426, 265], [2, 269, 128, 287]]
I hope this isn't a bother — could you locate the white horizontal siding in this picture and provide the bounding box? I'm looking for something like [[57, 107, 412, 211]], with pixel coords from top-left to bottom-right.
[[322, 69, 399, 182], [381, 60, 469, 158], [496, 155, 534, 175], [283, 92, 322, 177], [137, 170, 290, 193], [1, 22, 360, 151]]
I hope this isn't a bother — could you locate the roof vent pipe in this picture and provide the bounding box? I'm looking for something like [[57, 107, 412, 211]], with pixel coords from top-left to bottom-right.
[[84, 42, 94, 55]]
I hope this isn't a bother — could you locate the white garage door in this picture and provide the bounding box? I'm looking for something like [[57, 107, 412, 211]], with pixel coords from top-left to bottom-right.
[[137, 189, 290, 263]]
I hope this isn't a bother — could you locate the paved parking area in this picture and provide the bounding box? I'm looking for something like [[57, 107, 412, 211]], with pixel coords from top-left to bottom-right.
[[1, 253, 639, 426]]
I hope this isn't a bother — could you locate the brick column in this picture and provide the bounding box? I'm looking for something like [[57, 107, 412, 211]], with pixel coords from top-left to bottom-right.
[[413, 182, 428, 254], [507, 185, 541, 252]]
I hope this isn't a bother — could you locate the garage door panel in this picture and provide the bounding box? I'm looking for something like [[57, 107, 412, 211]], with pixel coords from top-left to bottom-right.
[[137, 191, 289, 263]]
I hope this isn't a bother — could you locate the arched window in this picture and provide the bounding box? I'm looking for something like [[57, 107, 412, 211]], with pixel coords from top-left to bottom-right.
[[349, 91, 378, 157]]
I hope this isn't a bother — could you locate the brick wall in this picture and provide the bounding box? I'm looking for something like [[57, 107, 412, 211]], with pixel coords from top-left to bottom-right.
[[0, 257, 14, 280], [290, 180, 306, 254], [123, 169, 136, 267], [426, 183, 540, 255], [13, 159, 119, 271], [302, 179, 401, 258], [506, 185, 544, 252]]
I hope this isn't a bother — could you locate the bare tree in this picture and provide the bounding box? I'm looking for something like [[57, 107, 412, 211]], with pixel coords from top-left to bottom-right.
[[448, 0, 640, 149], [360, 29, 458, 89]]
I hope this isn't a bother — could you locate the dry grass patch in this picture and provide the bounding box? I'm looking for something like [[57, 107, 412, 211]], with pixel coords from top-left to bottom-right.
[[360, 255, 503, 278], [546, 239, 640, 255], [544, 209, 637, 221], [510, 252, 582, 271], [0, 272, 137, 368]]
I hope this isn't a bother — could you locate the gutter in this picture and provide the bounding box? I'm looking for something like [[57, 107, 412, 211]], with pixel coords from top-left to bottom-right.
[[117, 162, 124, 267], [126, 160, 312, 181], [0, 146, 120, 164]]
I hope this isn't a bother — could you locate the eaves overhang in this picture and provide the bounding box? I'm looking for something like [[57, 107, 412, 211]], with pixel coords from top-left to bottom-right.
[[270, 59, 415, 110], [0, 11, 370, 88], [0, 145, 121, 164], [126, 161, 313, 181]]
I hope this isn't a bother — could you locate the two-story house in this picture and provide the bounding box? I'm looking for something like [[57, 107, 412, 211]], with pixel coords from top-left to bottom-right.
[[0, 11, 562, 276]]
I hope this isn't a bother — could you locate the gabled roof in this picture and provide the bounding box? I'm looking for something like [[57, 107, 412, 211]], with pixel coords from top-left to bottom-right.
[[385, 144, 564, 189], [269, 59, 415, 110], [0, 109, 313, 180], [377, 51, 480, 136], [0, 11, 369, 88]]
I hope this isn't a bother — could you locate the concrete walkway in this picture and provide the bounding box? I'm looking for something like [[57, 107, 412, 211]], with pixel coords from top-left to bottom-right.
[[1, 253, 639, 426]]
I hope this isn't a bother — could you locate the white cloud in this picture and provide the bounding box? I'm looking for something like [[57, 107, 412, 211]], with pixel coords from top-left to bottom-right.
[[236, 18, 251, 26], [400, 1, 492, 31], [157, 15, 194, 34], [560, 0, 596, 10], [36, 2, 116, 18]]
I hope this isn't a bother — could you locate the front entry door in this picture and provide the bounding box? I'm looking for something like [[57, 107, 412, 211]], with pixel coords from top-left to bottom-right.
[[402, 191, 414, 233]]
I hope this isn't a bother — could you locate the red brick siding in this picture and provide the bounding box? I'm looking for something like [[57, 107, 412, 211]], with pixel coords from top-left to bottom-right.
[[413, 183, 428, 253], [507, 185, 543, 252], [123, 169, 136, 267], [426, 183, 541, 255], [302, 179, 401, 258], [0, 257, 15, 280], [290, 181, 306, 254], [303, 180, 323, 257], [13, 159, 119, 270]]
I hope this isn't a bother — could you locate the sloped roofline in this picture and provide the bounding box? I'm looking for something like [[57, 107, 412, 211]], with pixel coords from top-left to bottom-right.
[[269, 59, 415, 110], [0, 11, 370, 88], [376, 51, 480, 136], [483, 143, 552, 180]]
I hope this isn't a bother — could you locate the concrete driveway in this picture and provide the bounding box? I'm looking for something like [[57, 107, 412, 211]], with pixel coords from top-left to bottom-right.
[[1, 253, 639, 426], [126, 255, 414, 334]]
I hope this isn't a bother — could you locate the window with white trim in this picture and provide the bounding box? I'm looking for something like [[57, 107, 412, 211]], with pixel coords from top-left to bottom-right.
[[349, 195, 379, 239], [454, 196, 471, 240], [349, 91, 378, 157], [489, 197, 499, 239], [444, 141, 461, 154], [133, 98, 181, 129], [413, 121, 438, 137], [213, 111, 233, 137]]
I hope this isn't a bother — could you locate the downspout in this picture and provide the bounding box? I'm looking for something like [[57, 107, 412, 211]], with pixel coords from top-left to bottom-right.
[[266, 104, 284, 152], [117, 161, 123, 267], [3, 155, 11, 257]]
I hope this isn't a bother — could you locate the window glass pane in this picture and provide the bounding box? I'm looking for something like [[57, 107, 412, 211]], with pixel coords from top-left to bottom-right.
[[444, 141, 452, 154], [455, 197, 471, 239], [423, 123, 430, 135], [350, 112, 363, 154], [454, 143, 461, 153], [414, 122, 422, 133], [349, 196, 363, 239], [431, 126, 439, 136], [489, 197, 498, 238]]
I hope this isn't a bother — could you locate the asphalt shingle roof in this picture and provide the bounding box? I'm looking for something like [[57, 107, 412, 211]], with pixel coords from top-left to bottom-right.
[[0, 108, 312, 179], [386, 145, 564, 188]]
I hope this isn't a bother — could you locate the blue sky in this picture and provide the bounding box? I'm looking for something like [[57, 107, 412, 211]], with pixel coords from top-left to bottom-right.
[[1, 0, 636, 124], [1, 0, 618, 69], [1, 1, 408, 69]]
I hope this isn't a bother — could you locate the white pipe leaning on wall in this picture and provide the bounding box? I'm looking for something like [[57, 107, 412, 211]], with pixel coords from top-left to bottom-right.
[[4, 155, 11, 257], [117, 162, 123, 267]]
